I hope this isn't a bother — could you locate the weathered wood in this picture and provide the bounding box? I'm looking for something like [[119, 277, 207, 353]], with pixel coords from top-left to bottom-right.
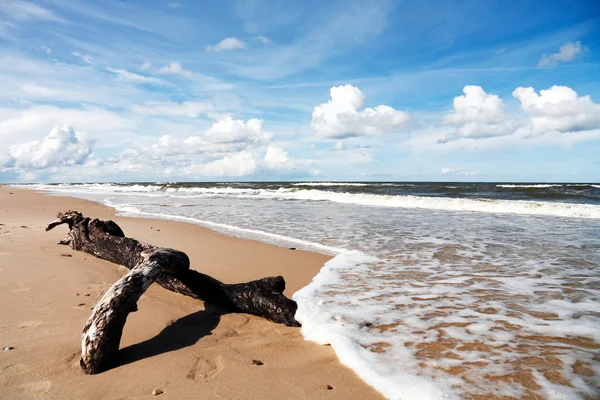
[[80, 248, 189, 374], [46, 210, 300, 374]]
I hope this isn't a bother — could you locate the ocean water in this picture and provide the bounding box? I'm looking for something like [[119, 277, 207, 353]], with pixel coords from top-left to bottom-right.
[[18, 182, 600, 399]]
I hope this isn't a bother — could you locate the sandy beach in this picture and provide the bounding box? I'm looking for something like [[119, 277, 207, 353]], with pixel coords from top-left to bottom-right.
[[0, 186, 384, 400]]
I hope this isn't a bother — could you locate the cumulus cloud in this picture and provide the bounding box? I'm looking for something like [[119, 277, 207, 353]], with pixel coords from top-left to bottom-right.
[[334, 140, 344, 150], [202, 117, 273, 144], [0, 151, 16, 169], [311, 84, 409, 139], [183, 151, 258, 176], [438, 85, 515, 143], [538, 41, 587, 67], [106, 67, 169, 86], [264, 146, 291, 169], [206, 37, 247, 52], [158, 61, 192, 77], [513, 85, 600, 135], [168, 2, 182, 8], [40, 45, 52, 54], [440, 167, 455, 174], [6, 124, 92, 169], [103, 117, 277, 178]]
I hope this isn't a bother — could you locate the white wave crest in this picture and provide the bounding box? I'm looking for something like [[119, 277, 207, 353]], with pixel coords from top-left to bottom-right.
[[292, 182, 369, 186], [21, 183, 600, 219], [497, 184, 562, 188]]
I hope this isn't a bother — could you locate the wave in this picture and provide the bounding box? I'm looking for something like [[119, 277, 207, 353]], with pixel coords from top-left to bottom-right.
[[291, 182, 403, 187], [294, 252, 455, 400], [23, 183, 600, 219], [292, 182, 370, 186], [498, 184, 600, 189], [104, 201, 350, 256], [497, 184, 563, 188]]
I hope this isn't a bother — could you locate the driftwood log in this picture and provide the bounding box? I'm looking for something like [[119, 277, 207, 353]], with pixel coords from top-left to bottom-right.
[[46, 210, 299, 374]]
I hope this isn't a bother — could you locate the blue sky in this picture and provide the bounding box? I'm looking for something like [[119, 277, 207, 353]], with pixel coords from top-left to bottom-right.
[[0, 0, 599, 182]]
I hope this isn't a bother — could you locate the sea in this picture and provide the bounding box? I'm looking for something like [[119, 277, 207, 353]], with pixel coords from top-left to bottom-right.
[[17, 182, 600, 400]]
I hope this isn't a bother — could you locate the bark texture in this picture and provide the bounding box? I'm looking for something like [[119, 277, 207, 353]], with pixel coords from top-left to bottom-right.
[[46, 210, 300, 374]]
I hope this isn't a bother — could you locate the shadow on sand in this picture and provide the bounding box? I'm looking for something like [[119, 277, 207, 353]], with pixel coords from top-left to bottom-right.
[[117, 304, 225, 368]]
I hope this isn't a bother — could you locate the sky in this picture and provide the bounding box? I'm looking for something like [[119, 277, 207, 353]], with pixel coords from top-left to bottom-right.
[[0, 0, 599, 183]]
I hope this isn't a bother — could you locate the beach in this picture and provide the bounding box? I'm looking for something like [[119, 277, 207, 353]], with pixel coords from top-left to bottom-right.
[[0, 185, 385, 400]]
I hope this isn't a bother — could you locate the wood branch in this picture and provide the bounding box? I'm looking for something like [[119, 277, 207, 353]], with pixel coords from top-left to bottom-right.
[[46, 210, 300, 374], [80, 248, 189, 374]]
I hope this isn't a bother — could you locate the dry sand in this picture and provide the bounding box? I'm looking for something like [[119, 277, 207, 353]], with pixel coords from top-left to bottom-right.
[[0, 186, 384, 400]]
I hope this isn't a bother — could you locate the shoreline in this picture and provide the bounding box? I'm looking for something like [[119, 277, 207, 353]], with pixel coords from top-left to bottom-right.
[[0, 186, 385, 399]]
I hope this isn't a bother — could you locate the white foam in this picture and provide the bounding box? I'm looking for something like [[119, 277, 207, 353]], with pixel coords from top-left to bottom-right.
[[104, 201, 350, 256], [497, 184, 562, 188], [294, 252, 458, 400], [292, 182, 370, 186]]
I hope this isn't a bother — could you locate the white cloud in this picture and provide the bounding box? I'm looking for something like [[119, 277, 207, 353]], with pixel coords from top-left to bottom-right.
[[201, 117, 273, 144], [168, 2, 182, 8], [7, 125, 92, 169], [40, 45, 52, 54], [254, 36, 273, 45], [0, 105, 135, 149], [538, 41, 587, 67], [132, 101, 220, 119], [20, 171, 38, 181], [106, 67, 169, 86], [311, 84, 409, 139], [513, 85, 600, 135], [100, 117, 277, 178], [185, 151, 258, 176], [21, 84, 61, 97], [334, 140, 344, 150], [440, 167, 479, 176], [458, 171, 479, 176], [264, 146, 291, 168], [206, 37, 247, 52], [0, 150, 15, 169], [158, 61, 192, 77], [73, 51, 93, 64], [438, 85, 515, 143]]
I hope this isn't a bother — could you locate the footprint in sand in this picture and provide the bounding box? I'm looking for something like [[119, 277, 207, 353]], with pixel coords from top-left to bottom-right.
[[187, 356, 223, 382], [19, 320, 42, 329], [19, 379, 52, 396], [12, 284, 30, 293]]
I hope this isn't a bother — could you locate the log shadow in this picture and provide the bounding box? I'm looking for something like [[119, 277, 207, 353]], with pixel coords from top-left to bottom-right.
[[117, 304, 226, 368]]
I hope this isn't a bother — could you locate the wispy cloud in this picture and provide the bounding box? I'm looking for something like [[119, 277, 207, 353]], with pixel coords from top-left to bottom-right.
[[168, 2, 182, 9], [207, 37, 247, 52], [1, 1, 64, 22], [254, 36, 273, 45], [106, 68, 170, 86], [538, 41, 588, 67], [72, 51, 93, 64]]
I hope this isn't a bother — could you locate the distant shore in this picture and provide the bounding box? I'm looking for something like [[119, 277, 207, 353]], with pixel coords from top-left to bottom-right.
[[0, 186, 384, 399]]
